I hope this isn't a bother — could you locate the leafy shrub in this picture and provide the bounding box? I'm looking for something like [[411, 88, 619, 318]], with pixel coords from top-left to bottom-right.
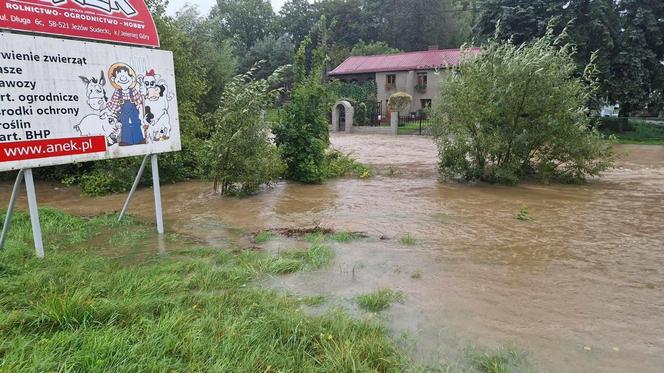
[[324, 149, 371, 179], [433, 32, 615, 184], [204, 66, 286, 196], [597, 117, 632, 132], [388, 92, 412, 113], [274, 18, 331, 184]]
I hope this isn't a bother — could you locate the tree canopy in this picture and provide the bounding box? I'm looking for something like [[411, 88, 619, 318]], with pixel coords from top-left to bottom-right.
[[475, 0, 664, 115]]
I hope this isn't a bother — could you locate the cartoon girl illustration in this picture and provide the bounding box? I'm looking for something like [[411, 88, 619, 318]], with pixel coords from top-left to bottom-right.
[[106, 63, 145, 146]]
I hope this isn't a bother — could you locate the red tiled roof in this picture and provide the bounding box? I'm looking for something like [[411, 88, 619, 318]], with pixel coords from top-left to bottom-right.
[[328, 48, 481, 76]]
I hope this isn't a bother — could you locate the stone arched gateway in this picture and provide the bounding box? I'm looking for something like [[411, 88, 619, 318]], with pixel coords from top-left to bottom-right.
[[331, 100, 354, 133]]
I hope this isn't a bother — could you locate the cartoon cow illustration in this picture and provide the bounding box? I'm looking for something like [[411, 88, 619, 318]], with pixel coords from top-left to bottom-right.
[[138, 69, 173, 143], [75, 71, 120, 146]]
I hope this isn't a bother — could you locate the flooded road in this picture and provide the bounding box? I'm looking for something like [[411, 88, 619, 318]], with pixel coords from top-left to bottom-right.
[[2, 134, 663, 372]]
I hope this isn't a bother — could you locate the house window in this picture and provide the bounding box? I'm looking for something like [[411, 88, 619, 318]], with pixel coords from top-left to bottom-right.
[[417, 72, 428, 86], [385, 74, 396, 90], [420, 99, 432, 109], [416, 72, 428, 93]]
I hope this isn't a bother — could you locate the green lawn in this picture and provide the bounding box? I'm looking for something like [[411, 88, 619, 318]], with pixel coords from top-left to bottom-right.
[[0, 209, 406, 372], [604, 120, 664, 145], [397, 121, 431, 135]]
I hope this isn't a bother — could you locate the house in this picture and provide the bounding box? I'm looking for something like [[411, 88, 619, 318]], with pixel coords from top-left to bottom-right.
[[328, 48, 481, 116]]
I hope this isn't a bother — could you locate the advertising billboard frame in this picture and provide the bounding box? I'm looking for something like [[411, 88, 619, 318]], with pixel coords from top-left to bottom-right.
[[1, 2, 174, 257]]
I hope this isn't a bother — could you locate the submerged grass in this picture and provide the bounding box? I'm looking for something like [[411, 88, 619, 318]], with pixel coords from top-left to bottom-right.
[[253, 230, 276, 243], [400, 233, 418, 246], [356, 289, 405, 312], [470, 347, 529, 373], [304, 231, 366, 243], [0, 209, 406, 371]]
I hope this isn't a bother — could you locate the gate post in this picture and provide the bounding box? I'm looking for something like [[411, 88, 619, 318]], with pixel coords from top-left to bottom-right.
[[390, 112, 399, 135]]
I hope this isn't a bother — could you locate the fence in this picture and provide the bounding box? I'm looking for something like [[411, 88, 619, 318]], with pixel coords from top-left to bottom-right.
[[397, 113, 433, 135], [355, 102, 389, 127]]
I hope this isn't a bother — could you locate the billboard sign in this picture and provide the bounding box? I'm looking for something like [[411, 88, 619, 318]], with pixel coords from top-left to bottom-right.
[[0, 0, 160, 47], [0, 32, 180, 172]]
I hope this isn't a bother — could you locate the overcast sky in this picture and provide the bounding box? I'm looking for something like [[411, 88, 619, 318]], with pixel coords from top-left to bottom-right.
[[166, 0, 288, 16]]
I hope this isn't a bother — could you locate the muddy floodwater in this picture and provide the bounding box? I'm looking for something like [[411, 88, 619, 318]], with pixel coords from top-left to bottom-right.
[[2, 134, 663, 372]]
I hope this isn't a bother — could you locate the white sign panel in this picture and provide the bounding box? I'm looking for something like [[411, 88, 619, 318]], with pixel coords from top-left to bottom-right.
[[0, 32, 180, 172]]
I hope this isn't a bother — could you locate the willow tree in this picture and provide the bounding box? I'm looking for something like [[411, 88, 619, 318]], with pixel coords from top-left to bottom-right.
[[206, 66, 285, 196], [433, 32, 614, 184]]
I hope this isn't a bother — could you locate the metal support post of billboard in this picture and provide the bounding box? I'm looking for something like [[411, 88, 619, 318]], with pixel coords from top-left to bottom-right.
[[0, 169, 44, 258], [118, 154, 150, 222], [151, 154, 164, 235], [0, 169, 24, 250], [24, 169, 44, 258], [117, 154, 164, 235]]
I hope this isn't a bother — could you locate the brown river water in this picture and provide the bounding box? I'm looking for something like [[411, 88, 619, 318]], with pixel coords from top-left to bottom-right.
[[2, 134, 663, 372]]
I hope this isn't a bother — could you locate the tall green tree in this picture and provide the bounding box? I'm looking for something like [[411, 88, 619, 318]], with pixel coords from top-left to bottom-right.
[[316, 0, 367, 46], [279, 0, 320, 47], [209, 0, 276, 52], [362, 0, 473, 51], [351, 40, 402, 56], [474, 0, 664, 114], [174, 5, 238, 114], [610, 0, 664, 115], [240, 34, 295, 81], [474, 0, 559, 44]]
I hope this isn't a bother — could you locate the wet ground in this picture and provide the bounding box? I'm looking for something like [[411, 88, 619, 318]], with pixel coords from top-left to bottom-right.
[[2, 134, 663, 372]]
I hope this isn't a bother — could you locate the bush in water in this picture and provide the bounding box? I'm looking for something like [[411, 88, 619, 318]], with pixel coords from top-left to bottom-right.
[[204, 65, 286, 196], [432, 31, 615, 184]]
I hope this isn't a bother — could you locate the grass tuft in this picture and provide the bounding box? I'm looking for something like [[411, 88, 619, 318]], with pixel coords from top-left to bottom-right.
[[356, 289, 405, 312], [305, 231, 366, 243], [399, 234, 417, 246], [253, 230, 276, 243]]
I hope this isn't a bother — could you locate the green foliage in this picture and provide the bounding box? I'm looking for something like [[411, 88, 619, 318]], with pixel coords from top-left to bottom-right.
[[388, 92, 413, 113], [240, 34, 295, 81], [304, 230, 366, 243], [254, 231, 276, 243], [603, 120, 664, 145], [278, 0, 319, 47], [516, 206, 531, 221], [324, 149, 372, 179], [328, 80, 377, 126], [470, 347, 527, 373], [204, 66, 286, 196], [361, 0, 473, 51], [209, 0, 276, 52], [399, 234, 417, 246], [0, 209, 406, 371], [351, 40, 403, 56], [474, 0, 664, 115], [274, 17, 331, 184], [272, 244, 335, 273], [356, 289, 405, 312], [433, 33, 615, 184]]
